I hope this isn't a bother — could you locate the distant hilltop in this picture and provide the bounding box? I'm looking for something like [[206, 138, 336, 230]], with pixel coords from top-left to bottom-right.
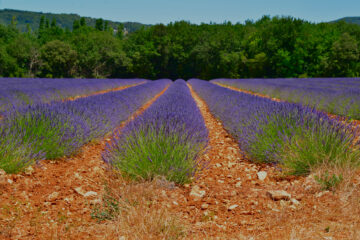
[[0, 8, 151, 32], [334, 17, 360, 25]]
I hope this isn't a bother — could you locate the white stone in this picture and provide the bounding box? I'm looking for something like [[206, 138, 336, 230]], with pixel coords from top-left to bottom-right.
[[189, 185, 206, 200], [290, 198, 300, 205], [84, 191, 98, 198], [257, 171, 267, 181], [235, 181, 242, 188], [201, 203, 209, 209], [228, 204, 239, 210], [266, 190, 291, 201]]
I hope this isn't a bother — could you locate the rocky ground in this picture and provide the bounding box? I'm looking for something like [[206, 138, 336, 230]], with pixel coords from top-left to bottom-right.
[[0, 83, 359, 240]]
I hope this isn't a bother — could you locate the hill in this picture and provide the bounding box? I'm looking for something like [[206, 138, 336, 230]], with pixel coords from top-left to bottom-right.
[[335, 17, 360, 25], [0, 8, 150, 32]]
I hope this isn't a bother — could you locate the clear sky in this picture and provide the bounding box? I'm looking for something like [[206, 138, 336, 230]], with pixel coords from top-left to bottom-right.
[[0, 0, 359, 24]]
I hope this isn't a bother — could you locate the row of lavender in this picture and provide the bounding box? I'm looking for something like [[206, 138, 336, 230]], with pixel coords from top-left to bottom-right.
[[0, 80, 169, 173], [189, 79, 360, 175], [103, 80, 208, 184], [212, 78, 360, 120], [0, 78, 146, 113]]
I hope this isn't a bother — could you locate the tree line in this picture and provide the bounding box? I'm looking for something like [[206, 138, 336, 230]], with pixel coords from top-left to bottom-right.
[[0, 15, 359, 79]]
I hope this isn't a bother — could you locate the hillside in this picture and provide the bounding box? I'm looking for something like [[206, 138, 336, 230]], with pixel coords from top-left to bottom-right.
[[0, 8, 150, 32], [335, 17, 360, 25]]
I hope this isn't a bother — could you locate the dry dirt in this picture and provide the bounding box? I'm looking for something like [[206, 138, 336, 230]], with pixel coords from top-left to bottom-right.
[[0, 82, 359, 240]]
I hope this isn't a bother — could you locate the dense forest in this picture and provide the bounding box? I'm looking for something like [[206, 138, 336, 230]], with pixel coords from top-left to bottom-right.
[[0, 14, 360, 79], [0, 9, 150, 33]]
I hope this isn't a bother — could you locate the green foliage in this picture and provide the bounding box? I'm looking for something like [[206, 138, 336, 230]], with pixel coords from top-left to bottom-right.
[[1, 13, 360, 78], [279, 123, 360, 176], [40, 40, 77, 78], [109, 126, 205, 184], [0, 9, 149, 33], [0, 134, 36, 173], [315, 171, 343, 191]]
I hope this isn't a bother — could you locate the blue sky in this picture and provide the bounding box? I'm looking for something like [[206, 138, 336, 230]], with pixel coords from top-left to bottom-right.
[[0, 0, 359, 24]]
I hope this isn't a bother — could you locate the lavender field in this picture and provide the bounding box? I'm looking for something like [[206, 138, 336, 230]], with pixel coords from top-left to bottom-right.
[[212, 78, 360, 120], [0, 78, 146, 113], [0, 78, 359, 179]]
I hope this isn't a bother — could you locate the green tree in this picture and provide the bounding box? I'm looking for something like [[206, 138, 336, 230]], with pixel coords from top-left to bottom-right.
[[95, 18, 104, 31], [40, 40, 77, 78]]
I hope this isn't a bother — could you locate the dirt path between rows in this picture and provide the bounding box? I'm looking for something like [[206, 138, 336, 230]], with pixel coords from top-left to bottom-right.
[[0, 84, 169, 240], [154, 83, 360, 239]]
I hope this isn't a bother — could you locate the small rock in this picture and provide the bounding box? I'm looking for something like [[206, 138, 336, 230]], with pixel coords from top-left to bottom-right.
[[227, 162, 236, 168], [201, 203, 209, 210], [257, 171, 267, 181], [215, 163, 222, 168], [189, 185, 206, 201], [184, 184, 190, 188], [90, 199, 101, 205], [47, 192, 59, 201], [228, 204, 239, 210], [7, 179, 13, 184], [84, 191, 98, 198], [173, 201, 179, 206], [266, 190, 291, 201], [0, 169, 6, 175], [290, 198, 300, 205], [231, 190, 237, 196], [235, 181, 242, 188], [64, 196, 74, 203], [74, 187, 85, 196], [217, 180, 224, 183], [25, 166, 35, 175]]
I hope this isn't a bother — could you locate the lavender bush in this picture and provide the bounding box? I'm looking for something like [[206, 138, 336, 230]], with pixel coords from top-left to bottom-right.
[[212, 78, 360, 120], [0, 80, 169, 173], [189, 79, 360, 176], [0, 78, 146, 114], [103, 80, 208, 184]]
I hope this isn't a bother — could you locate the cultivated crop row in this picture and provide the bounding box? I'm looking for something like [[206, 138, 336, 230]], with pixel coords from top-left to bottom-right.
[[0, 78, 146, 113], [103, 80, 208, 184], [189, 79, 360, 175], [0, 80, 169, 173], [213, 78, 360, 120]]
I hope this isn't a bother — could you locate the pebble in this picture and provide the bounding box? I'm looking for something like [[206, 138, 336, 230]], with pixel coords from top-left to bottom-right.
[[228, 204, 239, 210], [266, 190, 291, 201], [257, 171, 267, 181], [189, 185, 206, 201], [84, 191, 98, 198], [201, 203, 209, 210]]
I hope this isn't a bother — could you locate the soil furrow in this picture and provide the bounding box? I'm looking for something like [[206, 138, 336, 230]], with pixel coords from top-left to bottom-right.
[[0, 84, 169, 240]]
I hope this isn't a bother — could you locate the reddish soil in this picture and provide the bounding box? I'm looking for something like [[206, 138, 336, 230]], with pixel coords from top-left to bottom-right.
[[0, 85, 168, 240]]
